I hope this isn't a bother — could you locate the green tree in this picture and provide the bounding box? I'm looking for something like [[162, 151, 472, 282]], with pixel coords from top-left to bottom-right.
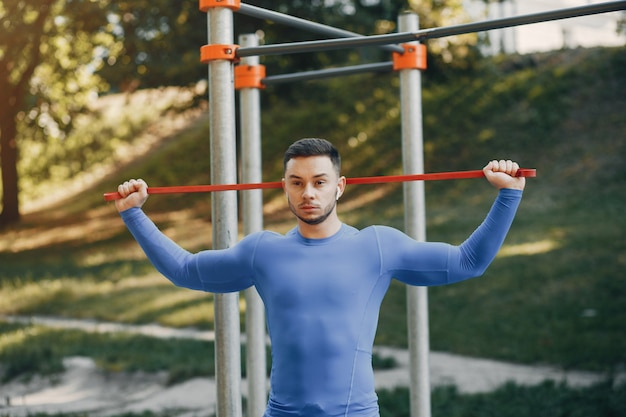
[[97, 0, 207, 91], [0, 0, 118, 226]]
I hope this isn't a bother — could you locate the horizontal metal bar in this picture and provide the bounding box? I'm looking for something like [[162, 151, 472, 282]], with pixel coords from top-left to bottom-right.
[[238, 3, 404, 54], [236, 1, 626, 58], [262, 62, 394, 85], [418, 0, 626, 41], [236, 32, 415, 58]]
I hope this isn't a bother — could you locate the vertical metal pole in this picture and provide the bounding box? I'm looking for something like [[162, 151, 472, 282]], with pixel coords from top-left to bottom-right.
[[207, 7, 242, 417], [398, 11, 431, 417], [238, 33, 268, 417]]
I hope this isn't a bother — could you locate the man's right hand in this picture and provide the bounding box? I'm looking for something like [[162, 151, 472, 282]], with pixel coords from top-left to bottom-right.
[[115, 179, 149, 213]]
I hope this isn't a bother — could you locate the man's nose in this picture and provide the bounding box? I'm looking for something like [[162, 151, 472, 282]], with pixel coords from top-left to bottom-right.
[[302, 183, 315, 199]]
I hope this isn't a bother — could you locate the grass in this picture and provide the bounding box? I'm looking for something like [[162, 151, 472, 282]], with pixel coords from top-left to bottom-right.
[[0, 320, 396, 385], [1, 380, 624, 417], [379, 380, 626, 417], [0, 320, 215, 385], [0, 46, 624, 390]]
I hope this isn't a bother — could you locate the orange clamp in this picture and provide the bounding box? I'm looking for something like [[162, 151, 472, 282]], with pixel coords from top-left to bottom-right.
[[235, 65, 266, 90], [200, 44, 240, 63], [392, 43, 427, 71], [199, 0, 241, 12]]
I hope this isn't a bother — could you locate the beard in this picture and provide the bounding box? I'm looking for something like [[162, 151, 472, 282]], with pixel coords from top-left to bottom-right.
[[288, 197, 337, 226]]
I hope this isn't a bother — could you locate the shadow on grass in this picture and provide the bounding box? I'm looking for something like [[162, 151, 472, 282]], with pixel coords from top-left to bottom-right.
[[379, 379, 626, 417]]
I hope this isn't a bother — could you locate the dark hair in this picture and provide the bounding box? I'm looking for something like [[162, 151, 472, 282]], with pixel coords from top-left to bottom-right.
[[283, 138, 341, 175]]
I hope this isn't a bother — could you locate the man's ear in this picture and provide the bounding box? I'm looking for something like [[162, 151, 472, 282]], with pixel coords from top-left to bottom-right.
[[336, 176, 347, 200]]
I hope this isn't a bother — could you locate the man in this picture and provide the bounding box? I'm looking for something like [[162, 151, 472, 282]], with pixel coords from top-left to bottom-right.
[[115, 138, 525, 417]]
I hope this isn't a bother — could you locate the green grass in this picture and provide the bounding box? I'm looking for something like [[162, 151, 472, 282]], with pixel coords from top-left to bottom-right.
[[1, 380, 624, 417], [0, 413, 179, 417], [0, 47, 624, 387], [0, 321, 216, 385], [379, 380, 626, 417], [0, 320, 396, 384]]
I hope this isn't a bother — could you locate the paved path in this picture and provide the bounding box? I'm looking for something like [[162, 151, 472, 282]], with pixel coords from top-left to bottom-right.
[[0, 315, 615, 417]]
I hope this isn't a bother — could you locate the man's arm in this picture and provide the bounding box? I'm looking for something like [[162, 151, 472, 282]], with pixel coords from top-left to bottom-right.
[[116, 179, 254, 293], [450, 159, 527, 279], [451, 187, 522, 280], [381, 160, 524, 286]]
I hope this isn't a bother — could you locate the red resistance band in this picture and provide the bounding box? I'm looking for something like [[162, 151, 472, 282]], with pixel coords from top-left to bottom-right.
[[103, 168, 535, 202]]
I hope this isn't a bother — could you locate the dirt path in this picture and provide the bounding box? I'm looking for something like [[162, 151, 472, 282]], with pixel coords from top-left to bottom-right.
[[0, 315, 616, 417]]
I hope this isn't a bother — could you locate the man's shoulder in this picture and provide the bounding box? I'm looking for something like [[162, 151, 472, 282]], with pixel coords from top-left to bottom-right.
[[239, 229, 297, 247], [342, 224, 408, 245], [241, 229, 284, 242], [358, 224, 403, 236]]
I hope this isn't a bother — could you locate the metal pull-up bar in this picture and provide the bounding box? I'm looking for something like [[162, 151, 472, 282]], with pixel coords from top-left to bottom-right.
[[235, 1, 626, 58], [237, 3, 404, 54], [262, 61, 394, 86]]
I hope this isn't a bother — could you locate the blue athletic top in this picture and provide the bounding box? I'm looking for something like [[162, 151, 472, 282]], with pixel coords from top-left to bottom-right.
[[120, 188, 522, 417]]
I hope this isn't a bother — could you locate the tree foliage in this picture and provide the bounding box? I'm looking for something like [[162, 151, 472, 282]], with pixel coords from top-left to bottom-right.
[[97, 0, 208, 91], [0, 0, 118, 226]]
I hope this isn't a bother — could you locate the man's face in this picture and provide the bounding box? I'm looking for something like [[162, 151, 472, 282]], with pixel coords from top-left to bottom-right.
[[283, 156, 343, 226]]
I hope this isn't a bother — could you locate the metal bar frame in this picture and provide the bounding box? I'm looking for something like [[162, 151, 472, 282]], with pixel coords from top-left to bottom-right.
[[398, 11, 431, 417], [262, 61, 393, 85], [207, 6, 243, 417], [238, 33, 268, 417], [237, 3, 404, 53], [236, 1, 626, 58]]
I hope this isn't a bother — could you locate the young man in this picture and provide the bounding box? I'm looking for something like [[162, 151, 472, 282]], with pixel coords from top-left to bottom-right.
[[116, 138, 525, 417]]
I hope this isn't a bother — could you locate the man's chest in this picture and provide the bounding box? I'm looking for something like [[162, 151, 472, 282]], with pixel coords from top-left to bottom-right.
[[254, 241, 384, 311]]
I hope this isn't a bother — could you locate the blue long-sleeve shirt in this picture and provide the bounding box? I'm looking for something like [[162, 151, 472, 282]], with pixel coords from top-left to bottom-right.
[[121, 188, 522, 417]]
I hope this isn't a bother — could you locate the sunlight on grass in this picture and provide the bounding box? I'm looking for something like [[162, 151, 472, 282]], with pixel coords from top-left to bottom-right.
[[158, 303, 216, 327], [0, 277, 124, 314], [0, 278, 69, 313], [0, 325, 33, 351], [157, 295, 247, 328], [1, 206, 126, 252], [117, 287, 213, 324], [0, 275, 219, 328], [340, 183, 399, 212], [498, 239, 561, 257]]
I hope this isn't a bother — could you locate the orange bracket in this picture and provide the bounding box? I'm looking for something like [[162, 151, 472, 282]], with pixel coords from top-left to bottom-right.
[[393, 43, 427, 71], [200, 44, 240, 63], [235, 64, 266, 90], [199, 0, 241, 12]]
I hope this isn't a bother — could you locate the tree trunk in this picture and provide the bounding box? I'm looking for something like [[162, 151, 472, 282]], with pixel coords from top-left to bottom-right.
[[0, 110, 20, 227], [0, 1, 54, 227]]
